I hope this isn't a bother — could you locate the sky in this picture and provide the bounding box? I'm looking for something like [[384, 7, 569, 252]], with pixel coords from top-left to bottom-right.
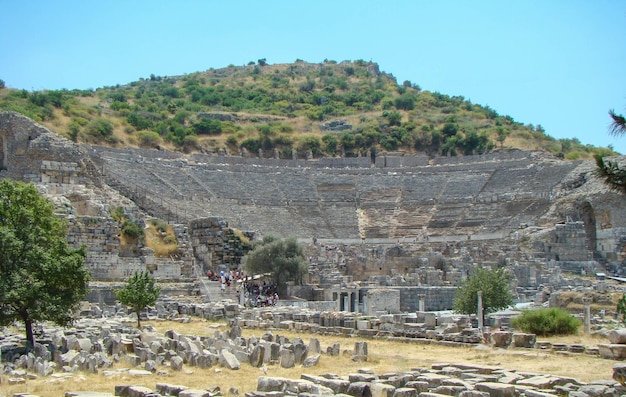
[[1, 1, 625, 153]]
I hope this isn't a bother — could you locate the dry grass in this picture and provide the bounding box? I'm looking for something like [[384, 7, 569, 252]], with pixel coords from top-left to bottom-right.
[[144, 220, 179, 257], [2, 318, 619, 397]]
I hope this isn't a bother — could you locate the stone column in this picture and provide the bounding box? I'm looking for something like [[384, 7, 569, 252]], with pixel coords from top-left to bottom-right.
[[583, 296, 592, 334], [477, 291, 484, 332], [418, 294, 426, 312]]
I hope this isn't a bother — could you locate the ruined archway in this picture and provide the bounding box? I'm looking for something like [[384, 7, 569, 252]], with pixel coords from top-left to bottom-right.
[[580, 201, 597, 252], [0, 130, 7, 170]]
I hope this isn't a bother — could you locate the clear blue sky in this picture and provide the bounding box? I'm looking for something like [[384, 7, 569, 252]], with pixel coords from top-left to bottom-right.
[[1, 0, 625, 153]]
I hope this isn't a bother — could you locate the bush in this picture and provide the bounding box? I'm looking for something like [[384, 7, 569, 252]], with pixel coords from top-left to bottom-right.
[[85, 119, 114, 139], [511, 307, 581, 336], [137, 130, 161, 148], [121, 220, 144, 240]]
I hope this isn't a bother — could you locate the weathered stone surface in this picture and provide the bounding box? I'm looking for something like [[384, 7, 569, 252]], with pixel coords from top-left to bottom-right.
[[512, 333, 537, 348], [113, 385, 155, 397], [613, 363, 626, 385], [346, 381, 372, 397], [391, 387, 418, 397], [598, 344, 626, 360], [302, 354, 320, 368], [490, 332, 513, 348], [257, 376, 289, 392], [178, 389, 212, 397], [170, 355, 184, 371], [280, 348, 296, 369], [369, 382, 396, 397], [219, 349, 241, 370], [474, 382, 515, 397], [608, 329, 626, 344]]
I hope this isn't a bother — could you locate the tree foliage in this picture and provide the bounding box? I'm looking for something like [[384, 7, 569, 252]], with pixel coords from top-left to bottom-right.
[[594, 108, 626, 195], [0, 180, 89, 347], [453, 267, 514, 322], [243, 236, 308, 296], [116, 270, 161, 328]]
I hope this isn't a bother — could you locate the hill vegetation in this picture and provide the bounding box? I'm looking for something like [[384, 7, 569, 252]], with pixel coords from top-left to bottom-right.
[[0, 59, 618, 159]]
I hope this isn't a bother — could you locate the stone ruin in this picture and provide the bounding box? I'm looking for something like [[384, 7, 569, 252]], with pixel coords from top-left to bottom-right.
[[3, 302, 626, 397], [0, 110, 625, 315], [319, 120, 352, 131]]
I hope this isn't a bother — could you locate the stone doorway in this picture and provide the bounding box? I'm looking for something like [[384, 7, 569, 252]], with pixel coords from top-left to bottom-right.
[[580, 201, 597, 252]]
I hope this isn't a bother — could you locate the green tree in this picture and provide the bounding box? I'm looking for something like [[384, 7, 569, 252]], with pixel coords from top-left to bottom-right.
[[116, 270, 161, 328], [496, 127, 509, 148], [243, 236, 308, 297], [0, 180, 89, 348], [595, 108, 625, 194], [453, 267, 514, 325]]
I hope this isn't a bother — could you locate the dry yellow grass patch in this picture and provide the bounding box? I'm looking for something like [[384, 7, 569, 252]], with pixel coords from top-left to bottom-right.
[[145, 219, 179, 257], [3, 318, 618, 397]]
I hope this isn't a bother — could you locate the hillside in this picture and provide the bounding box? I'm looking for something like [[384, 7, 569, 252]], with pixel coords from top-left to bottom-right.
[[0, 60, 618, 159]]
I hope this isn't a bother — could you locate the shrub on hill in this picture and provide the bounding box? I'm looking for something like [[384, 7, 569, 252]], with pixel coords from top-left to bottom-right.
[[511, 307, 581, 336]]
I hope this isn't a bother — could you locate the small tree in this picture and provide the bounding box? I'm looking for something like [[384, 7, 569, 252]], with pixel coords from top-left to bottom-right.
[[0, 180, 90, 348], [453, 267, 514, 325], [243, 236, 308, 297], [116, 270, 161, 328]]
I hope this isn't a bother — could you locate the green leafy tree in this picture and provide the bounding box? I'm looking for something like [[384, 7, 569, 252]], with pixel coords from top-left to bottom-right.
[[0, 180, 89, 348], [496, 127, 509, 148], [595, 108, 625, 194], [453, 267, 514, 325], [116, 270, 161, 328], [243, 236, 308, 297]]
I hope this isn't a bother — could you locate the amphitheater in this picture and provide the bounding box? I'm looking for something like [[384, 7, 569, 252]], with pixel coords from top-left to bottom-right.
[[1, 110, 625, 314]]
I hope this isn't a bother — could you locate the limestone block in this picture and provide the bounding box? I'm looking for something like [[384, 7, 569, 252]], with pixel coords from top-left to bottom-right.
[[608, 329, 626, 344], [346, 382, 373, 397], [490, 331, 513, 348], [155, 384, 189, 396], [598, 344, 626, 360], [219, 349, 240, 370], [474, 382, 515, 397], [257, 376, 289, 392], [178, 390, 212, 397], [280, 348, 295, 368], [114, 385, 155, 397], [391, 387, 418, 397], [170, 355, 184, 371], [368, 383, 392, 397], [614, 363, 626, 385], [302, 354, 320, 368], [404, 381, 429, 393], [512, 333, 536, 348]]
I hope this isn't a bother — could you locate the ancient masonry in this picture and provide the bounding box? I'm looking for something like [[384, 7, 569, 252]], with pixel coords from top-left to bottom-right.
[[1, 110, 625, 312]]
